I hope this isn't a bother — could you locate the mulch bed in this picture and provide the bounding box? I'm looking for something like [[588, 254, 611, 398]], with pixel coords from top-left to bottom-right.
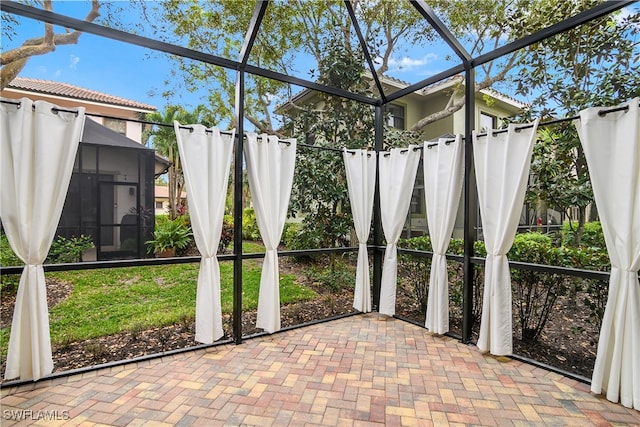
[[1, 259, 598, 381], [0, 259, 357, 379], [395, 292, 598, 379]]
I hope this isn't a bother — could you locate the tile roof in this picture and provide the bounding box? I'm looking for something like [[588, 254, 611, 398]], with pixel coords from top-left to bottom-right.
[[7, 77, 156, 111]]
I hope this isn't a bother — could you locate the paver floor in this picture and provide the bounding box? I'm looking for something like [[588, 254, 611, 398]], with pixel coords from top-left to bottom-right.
[[1, 313, 638, 426]]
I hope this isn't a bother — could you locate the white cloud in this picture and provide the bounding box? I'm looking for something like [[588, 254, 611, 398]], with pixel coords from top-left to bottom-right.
[[387, 53, 438, 72], [69, 54, 80, 69]]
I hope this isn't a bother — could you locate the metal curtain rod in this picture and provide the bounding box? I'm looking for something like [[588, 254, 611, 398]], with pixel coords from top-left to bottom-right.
[[426, 139, 455, 149], [382, 146, 422, 157], [475, 101, 637, 138], [0, 99, 348, 153], [0, 98, 82, 116], [344, 149, 374, 157]]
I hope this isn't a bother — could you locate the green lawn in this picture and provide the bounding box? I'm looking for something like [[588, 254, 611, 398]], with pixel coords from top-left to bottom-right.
[[0, 241, 316, 356]]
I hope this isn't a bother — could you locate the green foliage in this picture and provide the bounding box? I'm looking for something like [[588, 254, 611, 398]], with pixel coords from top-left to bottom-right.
[[516, 1, 638, 244], [46, 235, 95, 264], [282, 222, 322, 261], [0, 233, 21, 267], [398, 236, 433, 313], [561, 221, 605, 248], [558, 245, 610, 329], [0, 261, 311, 357], [508, 233, 566, 342], [146, 216, 193, 255], [304, 256, 355, 293], [288, 32, 373, 250], [514, 0, 639, 117], [145, 105, 215, 220], [281, 222, 297, 246], [241, 208, 261, 241], [1, 233, 94, 266], [527, 126, 593, 243], [397, 231, 612, 343]]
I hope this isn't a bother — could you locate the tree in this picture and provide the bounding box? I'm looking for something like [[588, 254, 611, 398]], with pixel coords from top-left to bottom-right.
[[145, 105, 215, 220], [0, 0, 100, 89], [515, 0, 639, 244], [134, 1, 436, 135], [137, 0, 638, 245], [287, 33, 375, 249], [141, 0, 583, 137]]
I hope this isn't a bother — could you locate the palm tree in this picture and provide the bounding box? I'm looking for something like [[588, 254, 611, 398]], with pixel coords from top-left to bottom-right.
[[145, 105, 215, 219]]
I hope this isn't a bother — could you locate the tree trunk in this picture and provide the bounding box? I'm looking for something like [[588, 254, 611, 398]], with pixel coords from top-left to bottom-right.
[[575, 206, 586, 246]]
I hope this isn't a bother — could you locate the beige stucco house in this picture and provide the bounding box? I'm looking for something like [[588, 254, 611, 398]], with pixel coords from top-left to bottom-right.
[[2, 77, 155, 143], [279, 73, 526, 238]]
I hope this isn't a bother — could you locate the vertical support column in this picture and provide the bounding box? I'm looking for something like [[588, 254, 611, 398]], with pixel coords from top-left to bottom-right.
[[372, 103, 384, 311], [233, 70, 245, 344], [462, 66, 476, 343]]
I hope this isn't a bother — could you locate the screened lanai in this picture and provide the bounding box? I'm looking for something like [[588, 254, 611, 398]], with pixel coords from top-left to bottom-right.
[[1, 0, 639, 417]]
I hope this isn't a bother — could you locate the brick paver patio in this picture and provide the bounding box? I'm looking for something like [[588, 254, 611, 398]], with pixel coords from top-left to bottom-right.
[[1, 313, 638, 426]]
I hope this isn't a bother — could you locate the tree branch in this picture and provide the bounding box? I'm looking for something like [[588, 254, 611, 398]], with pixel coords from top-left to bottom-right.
[[0, 0, 100, 89], [408, 52, 520, 132]]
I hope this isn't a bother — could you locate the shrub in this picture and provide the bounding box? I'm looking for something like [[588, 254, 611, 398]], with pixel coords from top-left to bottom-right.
[[2, 233, 94, 265], [282, 222, 298, 247], [305, 256, 355, 293], [46, 235, 95, 264], [282, 222, 322, 260], [559, 245, 610, 330], [397, 236, 483, 323], [242, 208, 261, 241], [561, 221, 605, 248], [507, 233, 566, 342], [398, 236, 432, 313], [146, 216, 192, 255]]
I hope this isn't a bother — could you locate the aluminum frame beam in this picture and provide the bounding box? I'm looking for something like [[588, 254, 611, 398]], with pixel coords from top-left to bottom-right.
[[471, 0, 634, 68], [345, 0, 387, 103], [239, 0, 269, 66], [410, 0, 471, 63], [0, 1, 378, 106]]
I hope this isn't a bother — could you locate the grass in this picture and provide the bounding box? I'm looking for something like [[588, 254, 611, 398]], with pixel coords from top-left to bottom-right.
[[0, 241, 316, 357]]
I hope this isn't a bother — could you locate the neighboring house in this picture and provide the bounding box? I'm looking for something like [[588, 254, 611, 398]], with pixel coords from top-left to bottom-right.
[[154, 185, 187, 216], [279, 74, 527, 238], [1, 77, 166, 260]]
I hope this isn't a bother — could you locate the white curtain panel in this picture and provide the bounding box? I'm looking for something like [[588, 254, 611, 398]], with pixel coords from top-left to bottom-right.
[[343, 149, 376, 312], [244, 133, 296, 333], [474, 119, 539, 356], [378, 146, 421, 316], [575, 98, 640, 410], [423, 136, 464, 334], [174, 122, 235, 344], [1, 98, 85, 380]]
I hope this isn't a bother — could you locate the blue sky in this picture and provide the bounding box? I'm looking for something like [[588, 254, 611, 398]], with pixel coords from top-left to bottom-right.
[[4, 2, 638, 115], [2, 1, 461, 112]]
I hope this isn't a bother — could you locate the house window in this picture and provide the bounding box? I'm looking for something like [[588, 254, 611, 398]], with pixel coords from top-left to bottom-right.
[[480, 112, 496, 132], [103, 117, 127, 135], [410, 161, 425, 215], [385, 104, 405, 130], [155, 201, 164, 209]]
